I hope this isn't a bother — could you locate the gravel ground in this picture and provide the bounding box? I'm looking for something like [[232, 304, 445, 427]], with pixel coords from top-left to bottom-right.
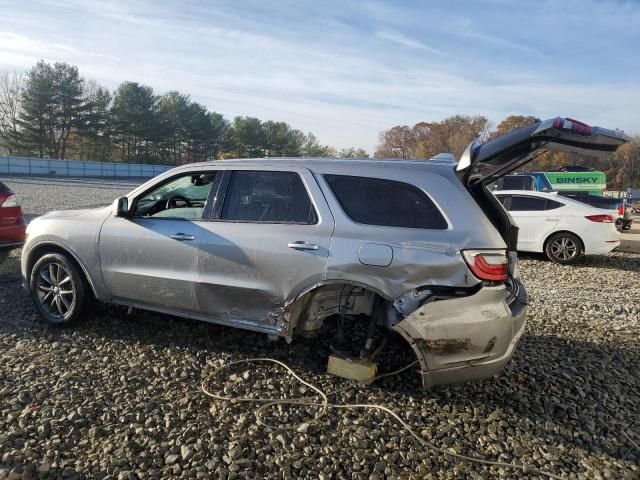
[[0, 176, 138, 217], [0, 177, 639, 479]]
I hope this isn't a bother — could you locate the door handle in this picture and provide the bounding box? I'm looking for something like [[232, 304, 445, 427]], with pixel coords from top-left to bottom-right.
[[545, 217, 559, 221], [170, 233, 196, 241], [288, 241, 319, 251]]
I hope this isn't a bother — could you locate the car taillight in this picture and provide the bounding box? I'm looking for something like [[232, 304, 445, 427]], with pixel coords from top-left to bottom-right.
[[585, 214, 614, 223], [0, 194, 20, 208], [617, 205, 624, 216], [462, 250, 508, 282], [552, 117, 593, 136]]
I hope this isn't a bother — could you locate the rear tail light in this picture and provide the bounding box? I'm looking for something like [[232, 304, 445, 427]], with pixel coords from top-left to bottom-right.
[[552, 117, 593, 136], [585, 214, 614, 223], [0, 194, 21, 225], [0, 194, 20, 208], [462, 249, 508, 282], [617, 204, 624, 216]]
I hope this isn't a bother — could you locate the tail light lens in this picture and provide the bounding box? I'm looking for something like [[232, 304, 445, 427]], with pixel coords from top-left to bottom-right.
[[462, 250, 508, 282], [552, 117, 593, 136], [0, 194, 20, 208], [585, 214, 614, 223], [617, 204, 624, 216], [0, 194, 21, 225]]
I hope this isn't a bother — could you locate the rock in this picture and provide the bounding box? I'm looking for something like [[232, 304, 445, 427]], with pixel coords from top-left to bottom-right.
[[0, 195, 637, 480], [7, 469, 22, 480], [180, 445, 193, 461]]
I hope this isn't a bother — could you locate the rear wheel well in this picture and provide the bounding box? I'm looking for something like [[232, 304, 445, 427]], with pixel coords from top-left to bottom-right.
[[285, 282, 393, 338], [26, 244, 96, 299]]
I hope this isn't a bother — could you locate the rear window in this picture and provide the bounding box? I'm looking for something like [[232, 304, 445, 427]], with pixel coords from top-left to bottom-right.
[[324, 174, 447, 229]]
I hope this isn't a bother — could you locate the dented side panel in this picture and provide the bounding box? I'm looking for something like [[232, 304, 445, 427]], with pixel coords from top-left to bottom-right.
[[195, 166, 335, 330], [314, 167, 506, 300]]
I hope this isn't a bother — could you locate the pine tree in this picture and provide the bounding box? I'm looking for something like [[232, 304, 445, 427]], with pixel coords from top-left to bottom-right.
[[12, 61, 87, 159], [11, 61, 56, 157]]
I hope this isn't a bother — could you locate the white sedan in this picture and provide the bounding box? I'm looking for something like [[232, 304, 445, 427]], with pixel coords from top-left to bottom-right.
[[494, 190, 620, 264]]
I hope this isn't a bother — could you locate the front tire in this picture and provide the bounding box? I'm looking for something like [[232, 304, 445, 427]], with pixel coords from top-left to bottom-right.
[[545, 232, 583, 264], [30, 253, 91, 325]]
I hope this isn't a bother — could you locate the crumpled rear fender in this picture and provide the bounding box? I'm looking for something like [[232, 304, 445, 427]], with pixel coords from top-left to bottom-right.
[[393, 284, 527, 388]]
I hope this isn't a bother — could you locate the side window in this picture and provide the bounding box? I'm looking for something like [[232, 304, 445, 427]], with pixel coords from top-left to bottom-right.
[[545, 199, 564, 210], [324, 174, 447, 229], [221, 171, 317, 224], [495, 195, 509, 207], [509, 196, 548, 211], [133, 172, 217, 220]]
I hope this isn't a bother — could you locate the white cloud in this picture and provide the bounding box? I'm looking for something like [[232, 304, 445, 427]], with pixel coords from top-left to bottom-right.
[[376, 31, 444, 55], [0, 0, 637, 153]]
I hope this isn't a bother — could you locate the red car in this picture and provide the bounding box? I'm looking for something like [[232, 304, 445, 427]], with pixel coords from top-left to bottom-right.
[[0, 181, 26, 263]]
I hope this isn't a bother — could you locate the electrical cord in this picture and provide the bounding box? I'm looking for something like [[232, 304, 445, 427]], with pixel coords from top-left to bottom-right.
[[201, 357, 565, 479]]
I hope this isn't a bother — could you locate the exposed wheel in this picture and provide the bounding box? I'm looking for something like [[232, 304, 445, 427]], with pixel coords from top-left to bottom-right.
[[30, 253, 91, 325], [545, 232, 583, 264]]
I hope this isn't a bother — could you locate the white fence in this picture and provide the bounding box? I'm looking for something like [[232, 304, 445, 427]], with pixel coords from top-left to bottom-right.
[[0, 156, 174, 178]]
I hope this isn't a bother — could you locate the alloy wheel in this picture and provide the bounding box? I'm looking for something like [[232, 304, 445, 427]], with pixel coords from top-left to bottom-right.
[[550, 237, 578, 261], [36, 262, 75, 320]]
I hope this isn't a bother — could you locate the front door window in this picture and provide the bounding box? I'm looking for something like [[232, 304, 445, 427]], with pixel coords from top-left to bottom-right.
[[133, 173, 217, 220]]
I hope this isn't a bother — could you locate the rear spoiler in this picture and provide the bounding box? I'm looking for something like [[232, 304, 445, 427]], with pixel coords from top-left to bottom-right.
[[457, 117, 630, 186]]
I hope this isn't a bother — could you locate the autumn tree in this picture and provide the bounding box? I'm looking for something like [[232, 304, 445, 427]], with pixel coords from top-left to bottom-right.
[[415, 115, 491, 159], [490, 115, 539, 139], [609, 137, 640, 188], [375, 115, 490, 159], [0, 72, 23, 155], [374, 125, 416, 159]]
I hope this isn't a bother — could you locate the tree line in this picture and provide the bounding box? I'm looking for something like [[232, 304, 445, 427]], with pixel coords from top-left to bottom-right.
[[375, 114, 639, 189], [0, 61, 369, 164], [1, 61, 637, 187]]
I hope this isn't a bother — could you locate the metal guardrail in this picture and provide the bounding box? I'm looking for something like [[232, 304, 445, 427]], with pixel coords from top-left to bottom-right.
[[0, 156, 173, 178]]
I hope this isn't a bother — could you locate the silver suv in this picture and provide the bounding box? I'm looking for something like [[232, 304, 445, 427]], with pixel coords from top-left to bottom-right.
[[21, 118, 627, 388]]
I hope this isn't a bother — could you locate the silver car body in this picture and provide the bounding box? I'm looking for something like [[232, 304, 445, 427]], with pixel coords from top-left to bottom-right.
[[22, 118, 628, 388]]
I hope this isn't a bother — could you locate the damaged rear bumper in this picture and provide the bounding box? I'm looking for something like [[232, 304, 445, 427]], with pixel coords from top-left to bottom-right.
[[392, 280, 527, 389]]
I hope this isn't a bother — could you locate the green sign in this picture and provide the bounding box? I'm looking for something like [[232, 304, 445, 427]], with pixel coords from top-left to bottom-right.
[[544, 171, 606, 195]]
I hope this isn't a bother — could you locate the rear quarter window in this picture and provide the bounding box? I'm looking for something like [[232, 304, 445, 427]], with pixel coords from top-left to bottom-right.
[[545, 199, 564, 210], [324, 174, 447, 229]]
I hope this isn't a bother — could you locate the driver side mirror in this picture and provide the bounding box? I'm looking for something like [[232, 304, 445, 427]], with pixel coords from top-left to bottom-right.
[[114, 197, 130, 217]]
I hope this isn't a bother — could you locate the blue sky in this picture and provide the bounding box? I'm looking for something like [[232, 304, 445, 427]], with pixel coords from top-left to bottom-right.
[[0, 0, 638, 152]]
